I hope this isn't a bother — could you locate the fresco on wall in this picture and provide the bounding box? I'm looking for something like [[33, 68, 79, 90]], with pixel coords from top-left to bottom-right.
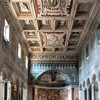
[[35, 0, 73, 17], [34, 87, 79, 100], [35, 88, 68, 100]]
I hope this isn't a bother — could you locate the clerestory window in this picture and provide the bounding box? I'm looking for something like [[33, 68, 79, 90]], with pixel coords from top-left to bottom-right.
[[18, 43, 21, 59], [86, 44, 89, 59], [3, 19, 10, 42], [25, 56, 28, 69]]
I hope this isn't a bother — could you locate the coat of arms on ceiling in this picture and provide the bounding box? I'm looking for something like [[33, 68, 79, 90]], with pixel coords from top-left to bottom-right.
[[35, 0, 73, 17], [40, 32, 66, 46]]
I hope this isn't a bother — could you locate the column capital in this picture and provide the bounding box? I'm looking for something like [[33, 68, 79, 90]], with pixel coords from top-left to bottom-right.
[[86, 84, 91, 89], [91, 83, 95, 87], [82, 86, 86, 91], [0, 76, 3, 80], [79, 88, 82, 91], [98, 80, 100, 84]]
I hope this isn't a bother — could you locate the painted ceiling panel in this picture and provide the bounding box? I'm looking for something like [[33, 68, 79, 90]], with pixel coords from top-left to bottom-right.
[[10, 0, 98, 55]]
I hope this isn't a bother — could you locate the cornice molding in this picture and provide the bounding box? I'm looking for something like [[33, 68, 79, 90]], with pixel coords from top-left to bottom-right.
[[31, 53, 78, 62]]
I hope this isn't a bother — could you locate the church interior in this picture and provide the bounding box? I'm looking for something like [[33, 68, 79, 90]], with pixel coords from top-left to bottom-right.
[[0, 0, 100, 100]]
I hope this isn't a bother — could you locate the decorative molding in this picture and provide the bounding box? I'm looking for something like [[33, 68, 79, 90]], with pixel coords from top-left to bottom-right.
[[34, 84, 78, 89], [31, 54, 78, 61]]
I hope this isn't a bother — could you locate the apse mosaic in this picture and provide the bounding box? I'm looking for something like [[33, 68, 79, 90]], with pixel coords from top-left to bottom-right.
[[40, 32, 66, 46], [35, 0, 73, 17]]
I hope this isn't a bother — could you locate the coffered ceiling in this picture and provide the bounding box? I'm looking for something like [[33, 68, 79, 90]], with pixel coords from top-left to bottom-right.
[[10, 0, 99, 55]]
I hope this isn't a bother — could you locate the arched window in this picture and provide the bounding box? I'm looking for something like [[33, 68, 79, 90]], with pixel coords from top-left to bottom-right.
[[18, 43, 21, 58], [3, 19, 10, 42], [25, 56, 28, 69], [86, 44, 89, 59]]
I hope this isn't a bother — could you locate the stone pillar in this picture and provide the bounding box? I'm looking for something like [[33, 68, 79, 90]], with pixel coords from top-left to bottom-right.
[[69, 86, 72, 100], [7, 81, 11, 100], [91, 84, 95, 100], [11, 83, 15, 100], [18, 86, 20, 100], [83, 89, 85, 100], [98, 81, 100, 100], [86, 86, 90, 100], [68, 86, 73, 100], [0, 76, 5, 100], [71, 87, 74, 100], [4, 80, 8, 100], [79, 88, 82, 100], [82, 88, 86, 100], [32, 87, 35, 100], [15, 84, 20, 100], [20, 85, 23, 100], [23, 88, 27, 100], [14, 83, 20, 100]]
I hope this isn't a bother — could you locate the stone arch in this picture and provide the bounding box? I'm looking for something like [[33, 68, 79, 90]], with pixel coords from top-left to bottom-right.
[[16, 78, 20, 86], [97, 23, 100, 29], [87, 78, 91, 87], [83, 81, 85, 88], [92, 74, 96, 83], [10, 73, 17, 83], [23, 83, 27, 88], [98, 71, 100, 81], [92, 73, 99, 100], [7, 69, 13, 81], [80, 84, 82, 90], [0, 67, 8, 79], [0, 70, 3, 76], [20, 82, 24, 88]]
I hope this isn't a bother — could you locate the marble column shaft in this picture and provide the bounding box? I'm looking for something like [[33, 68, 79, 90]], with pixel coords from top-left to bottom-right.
[[0, 76, 4, 100], [98, 81, 100, 100], [91, 84, 95, 100], [87, 86, 90, 100]]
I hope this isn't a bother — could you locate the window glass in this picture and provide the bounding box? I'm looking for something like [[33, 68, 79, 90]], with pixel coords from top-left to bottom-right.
[[4, 19, 10, 42], [18, 43, 21, 58], [86, 44, 89, 59], [25, 56, 28, 69]]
